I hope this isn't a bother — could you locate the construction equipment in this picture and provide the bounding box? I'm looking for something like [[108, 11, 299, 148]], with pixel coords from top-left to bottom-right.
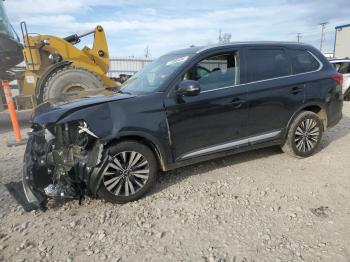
[[19, 22, 120, 106], [0, 1, 23, 79]]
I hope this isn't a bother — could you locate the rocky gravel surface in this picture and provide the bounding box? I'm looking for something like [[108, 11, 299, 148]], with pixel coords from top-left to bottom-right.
[[1, 104, 350, 262]]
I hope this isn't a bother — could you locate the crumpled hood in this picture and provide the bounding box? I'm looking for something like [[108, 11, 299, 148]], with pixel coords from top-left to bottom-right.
[[32, 93, 136, 125]]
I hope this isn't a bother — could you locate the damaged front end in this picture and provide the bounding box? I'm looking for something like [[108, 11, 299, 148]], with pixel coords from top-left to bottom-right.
[[23, 120, 109, 208]]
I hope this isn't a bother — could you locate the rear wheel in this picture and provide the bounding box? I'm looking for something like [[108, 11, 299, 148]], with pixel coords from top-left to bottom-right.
[[281, 111, 323, 158], [97, 141, 158, 204], [42, 66, 103, 102]]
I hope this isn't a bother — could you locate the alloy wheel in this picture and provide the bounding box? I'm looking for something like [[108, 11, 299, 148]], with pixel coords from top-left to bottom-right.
[[294, 118, 320, 152], [102, 151, 149, 196]]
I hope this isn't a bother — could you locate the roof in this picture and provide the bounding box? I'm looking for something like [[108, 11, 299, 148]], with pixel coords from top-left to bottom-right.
[[335, 23, 350, 29], [166, 41, 312, 56], [329, 58, 350, 62]]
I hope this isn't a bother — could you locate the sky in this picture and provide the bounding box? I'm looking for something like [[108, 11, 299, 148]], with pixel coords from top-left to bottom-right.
[[4, 0, 350, 58]]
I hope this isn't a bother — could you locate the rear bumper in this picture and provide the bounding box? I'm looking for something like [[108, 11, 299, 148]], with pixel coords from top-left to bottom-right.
[[328, 109, 342, 129]]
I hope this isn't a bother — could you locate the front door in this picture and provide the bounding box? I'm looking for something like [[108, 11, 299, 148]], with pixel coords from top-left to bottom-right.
[[164, 51, 248, 161]]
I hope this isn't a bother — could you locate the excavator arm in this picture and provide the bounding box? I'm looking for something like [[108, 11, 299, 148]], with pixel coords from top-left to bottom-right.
[[22, 25, 110, 76]]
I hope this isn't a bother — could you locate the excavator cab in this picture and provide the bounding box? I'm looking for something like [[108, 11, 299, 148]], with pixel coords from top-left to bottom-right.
[[0, 1, 23, 79]]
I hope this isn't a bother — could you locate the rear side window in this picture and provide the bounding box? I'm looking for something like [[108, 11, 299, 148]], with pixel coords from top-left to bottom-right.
[[246, 49, 292, 82], [288, 49, 320, 74]]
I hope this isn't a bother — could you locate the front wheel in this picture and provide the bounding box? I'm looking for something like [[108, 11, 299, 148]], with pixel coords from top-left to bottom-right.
[[97, 141, 158, 204], [281, 111, 324, 158]]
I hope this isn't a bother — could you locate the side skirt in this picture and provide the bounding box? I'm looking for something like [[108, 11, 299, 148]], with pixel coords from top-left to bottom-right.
[[178, 130, 282, 160], [166, 138, 284, 171]]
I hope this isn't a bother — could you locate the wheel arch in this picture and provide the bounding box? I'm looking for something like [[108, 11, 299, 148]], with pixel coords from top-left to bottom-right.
[[285, 103, 328, 139], [105, 133, 168, 172]]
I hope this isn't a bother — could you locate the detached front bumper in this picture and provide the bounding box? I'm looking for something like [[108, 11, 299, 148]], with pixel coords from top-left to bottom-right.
[[21, 127, 111, 209], [22, 136, 47, 208]]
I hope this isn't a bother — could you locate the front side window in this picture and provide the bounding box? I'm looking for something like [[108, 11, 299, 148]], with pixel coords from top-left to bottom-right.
[[288, 49, 320, 74], [246, 49, 292, 82], [184, 53, 240, 92]]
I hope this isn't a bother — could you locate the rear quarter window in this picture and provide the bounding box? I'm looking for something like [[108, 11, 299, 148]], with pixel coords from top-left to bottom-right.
[[288, 49, 320, 74]]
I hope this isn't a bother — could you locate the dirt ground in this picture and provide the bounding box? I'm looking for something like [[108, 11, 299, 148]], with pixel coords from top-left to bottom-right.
[[1, 103, 350, 262]]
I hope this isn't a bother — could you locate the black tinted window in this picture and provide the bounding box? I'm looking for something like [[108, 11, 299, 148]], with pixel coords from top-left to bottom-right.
[[246, 49, 291, 82], [288, 49, 320, 74], [336, 62, 350, 74], [184, 53, 239, 92]]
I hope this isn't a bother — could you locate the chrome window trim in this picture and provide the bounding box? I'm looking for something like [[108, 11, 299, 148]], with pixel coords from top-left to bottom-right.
[[179, 130, 281, 160], [201, 50, 323, 94], [329, 59, 350, 63]]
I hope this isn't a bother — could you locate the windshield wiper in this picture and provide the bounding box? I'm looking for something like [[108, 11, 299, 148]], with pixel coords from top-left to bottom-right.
[[117, 90, 132, 95]]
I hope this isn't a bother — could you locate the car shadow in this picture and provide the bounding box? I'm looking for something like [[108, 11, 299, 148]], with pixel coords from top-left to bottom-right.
[[149, 146, 283, 197], [321, 115, 350, 147], [149, 114, 350, 197], [0, 121, 30, 135]]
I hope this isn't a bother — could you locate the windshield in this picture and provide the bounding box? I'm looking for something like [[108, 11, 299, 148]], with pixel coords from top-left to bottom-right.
[[121, 54, 191, 94], [0, 2, 16, 40]]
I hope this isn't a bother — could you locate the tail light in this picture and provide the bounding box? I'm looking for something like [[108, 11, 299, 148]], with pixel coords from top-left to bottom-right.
[[331, 73, 343, 87]]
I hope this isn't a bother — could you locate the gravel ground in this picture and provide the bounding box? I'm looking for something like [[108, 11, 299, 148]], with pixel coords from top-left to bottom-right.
[[1, 104, 350, 262]]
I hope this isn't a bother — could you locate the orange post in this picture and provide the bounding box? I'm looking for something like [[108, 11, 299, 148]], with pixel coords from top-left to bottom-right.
[[2, 80, 23, 142]]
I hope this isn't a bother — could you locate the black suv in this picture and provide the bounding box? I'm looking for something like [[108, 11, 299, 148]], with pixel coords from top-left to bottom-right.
[[24, 42, 343, 207]]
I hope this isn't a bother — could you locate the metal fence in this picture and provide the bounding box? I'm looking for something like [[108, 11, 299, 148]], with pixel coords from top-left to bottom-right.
[[108, 57, 153, 77]]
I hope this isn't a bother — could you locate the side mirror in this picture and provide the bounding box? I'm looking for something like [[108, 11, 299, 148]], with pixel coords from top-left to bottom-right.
[[176, 80, 201, 96]]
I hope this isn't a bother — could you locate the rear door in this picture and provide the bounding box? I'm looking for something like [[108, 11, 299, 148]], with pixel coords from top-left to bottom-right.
[[243, 47, 305, 139]]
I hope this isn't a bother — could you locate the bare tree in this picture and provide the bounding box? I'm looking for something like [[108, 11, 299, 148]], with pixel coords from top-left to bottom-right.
[[144, 46, 151, 59], [319, 22, 328, 52], [218, 29, 232, 44], [296, 33, 302, 43]]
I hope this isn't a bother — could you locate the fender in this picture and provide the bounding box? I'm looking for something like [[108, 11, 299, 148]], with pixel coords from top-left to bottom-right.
[[115, 130, 171, 171], [36, 60, 72, 102], [284, 101, 327, 139], [88, 130, 171, 195]]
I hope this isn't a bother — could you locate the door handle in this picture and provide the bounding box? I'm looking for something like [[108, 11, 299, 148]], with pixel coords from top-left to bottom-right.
[[291, 86, 302, 95], [230, 98, 244, 108]]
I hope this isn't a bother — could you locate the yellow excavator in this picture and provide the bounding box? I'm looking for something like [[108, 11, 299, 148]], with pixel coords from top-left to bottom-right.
[[18, 22, 120, 108]]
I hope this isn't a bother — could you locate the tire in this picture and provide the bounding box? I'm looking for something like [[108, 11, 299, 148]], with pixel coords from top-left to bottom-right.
[[97, 141, 158, 204], [281, 111, 324, 158], [344, 88, 350, 101], [42, 66, 103, 102]]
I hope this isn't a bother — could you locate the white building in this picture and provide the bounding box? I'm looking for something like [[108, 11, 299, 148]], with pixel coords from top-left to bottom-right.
[[108, 57, 152, 77], [334, 24, 350, 58]]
